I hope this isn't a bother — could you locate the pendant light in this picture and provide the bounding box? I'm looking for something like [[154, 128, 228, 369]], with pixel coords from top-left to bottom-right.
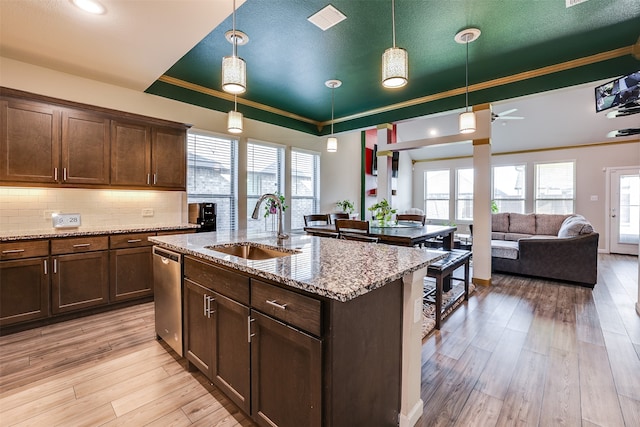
[[455, 28, 481, 134], [325, 79, 342, 152], [382, 0, 408, 89], [227, 95, 243, 134], [222, 0, 246, 94]]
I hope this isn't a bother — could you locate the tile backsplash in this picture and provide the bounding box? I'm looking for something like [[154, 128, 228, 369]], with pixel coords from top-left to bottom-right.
[[0, 187, 186, 232]]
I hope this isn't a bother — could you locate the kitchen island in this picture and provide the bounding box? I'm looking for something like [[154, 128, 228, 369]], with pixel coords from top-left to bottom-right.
[[150, 231, 445, 427]]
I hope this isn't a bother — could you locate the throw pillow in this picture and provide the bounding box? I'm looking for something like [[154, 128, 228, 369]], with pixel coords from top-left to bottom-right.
[[558, 215, 595, 237]]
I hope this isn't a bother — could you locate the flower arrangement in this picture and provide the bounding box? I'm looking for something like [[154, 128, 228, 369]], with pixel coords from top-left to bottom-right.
[[336, 199, 355, 214], [263, 192, 288, 218], [368, 199, 396, 224]]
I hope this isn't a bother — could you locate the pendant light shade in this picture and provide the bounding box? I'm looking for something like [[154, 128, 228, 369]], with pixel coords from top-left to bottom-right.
[[459, 111, 476, 134], [227, 110, 243, 134], [382, 0, 408, 89], [222, 0, 246, 94], [325, 79, 342, 153], [326, 137, 338, 152], [455, 28, 481, 134]]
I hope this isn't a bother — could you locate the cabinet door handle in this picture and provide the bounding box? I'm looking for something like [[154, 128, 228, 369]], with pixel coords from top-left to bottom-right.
[[153, 173, 157, 185], [53, 259, 57, 274], [2, 249, 25, 254], [248, 317, 255, 342], [54, 167, 58, 181], [147, 174, 151, 185], [203, 294, 215, 318], [43, 259, 48, 275], [72, 243, 91, 248], [63, 167, 67, 181], [127, 239, 142, 243], [266, 300, 288, 310]]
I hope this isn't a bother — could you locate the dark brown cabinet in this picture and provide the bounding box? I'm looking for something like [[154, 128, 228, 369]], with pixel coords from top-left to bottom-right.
[[0, 99, 60, 183], [61, 109, 110, 185], [0, 240, 50, 326], [184, 279, 214, 375], [109, 233, 154, 302], [51, 236, 109, 314], [151, 127, 186, 189]]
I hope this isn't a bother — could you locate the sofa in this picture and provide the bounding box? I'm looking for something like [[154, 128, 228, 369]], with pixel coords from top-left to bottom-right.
[[491, 212, 599, 287]]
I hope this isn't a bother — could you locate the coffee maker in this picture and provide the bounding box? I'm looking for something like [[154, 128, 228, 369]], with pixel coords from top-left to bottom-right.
[[188, 202, 217, 232]]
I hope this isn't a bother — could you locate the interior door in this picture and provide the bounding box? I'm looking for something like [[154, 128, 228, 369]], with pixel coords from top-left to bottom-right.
[[609, 167, 639, 255]]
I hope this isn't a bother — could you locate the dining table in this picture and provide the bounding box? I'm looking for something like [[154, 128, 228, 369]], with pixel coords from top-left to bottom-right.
[[303, 221, 457, 249]]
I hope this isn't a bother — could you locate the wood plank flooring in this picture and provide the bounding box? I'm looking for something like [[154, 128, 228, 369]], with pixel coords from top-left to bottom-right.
[[0, 254, 638, 426]]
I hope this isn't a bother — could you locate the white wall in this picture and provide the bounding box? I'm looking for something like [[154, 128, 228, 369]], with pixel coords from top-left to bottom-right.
[[0, 57, 361, 229], [412, 141, 640, 250]]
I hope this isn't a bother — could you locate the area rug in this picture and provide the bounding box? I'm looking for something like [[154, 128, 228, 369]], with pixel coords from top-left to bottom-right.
[[421, 279, 476, 339]]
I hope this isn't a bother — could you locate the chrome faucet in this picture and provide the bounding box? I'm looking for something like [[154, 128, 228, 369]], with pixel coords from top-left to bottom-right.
[[251, 193, 289, 241]]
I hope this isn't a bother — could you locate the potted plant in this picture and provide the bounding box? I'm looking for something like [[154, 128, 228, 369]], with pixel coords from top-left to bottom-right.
[[368, 199, 397, 225], [336, 199, 355, 214], [263, 192, 288, 218]]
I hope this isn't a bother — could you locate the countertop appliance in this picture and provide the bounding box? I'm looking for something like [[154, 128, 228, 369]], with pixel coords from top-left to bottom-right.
[[153, 246, 183, 356], [188, 202, 217, 232]]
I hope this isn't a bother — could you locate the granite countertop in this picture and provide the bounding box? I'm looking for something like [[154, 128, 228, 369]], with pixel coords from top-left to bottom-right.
[[150, 231, 446, 302], [0, 223, 199, 242]]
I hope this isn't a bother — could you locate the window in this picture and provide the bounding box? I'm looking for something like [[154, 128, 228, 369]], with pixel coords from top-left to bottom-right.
[[535, 161, 575, 214], [187, 131, 238, 230], [456, 168, 473, 221], [247, 141, 285, 232], [492, 165, 526, 213], [290, 149, 320, 230], [424, 170, 450, 220]]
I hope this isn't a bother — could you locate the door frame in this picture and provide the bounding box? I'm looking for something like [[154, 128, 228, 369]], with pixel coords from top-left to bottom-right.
[[606, 166, 640, 255]]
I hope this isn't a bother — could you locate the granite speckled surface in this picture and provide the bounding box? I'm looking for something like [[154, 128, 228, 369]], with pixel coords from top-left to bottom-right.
[[0, 224, 199, 242], [150, 231, 446, 302]]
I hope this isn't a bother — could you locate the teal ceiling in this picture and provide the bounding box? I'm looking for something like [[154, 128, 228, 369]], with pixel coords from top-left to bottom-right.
[[146, 0, 640, 135]]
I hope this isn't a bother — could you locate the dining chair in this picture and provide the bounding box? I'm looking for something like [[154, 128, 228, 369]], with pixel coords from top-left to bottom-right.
[[304, 214, 330, 227], [328, 212, 350, 224], [335, 219, 377, 242], [396, 213, 426, 225]]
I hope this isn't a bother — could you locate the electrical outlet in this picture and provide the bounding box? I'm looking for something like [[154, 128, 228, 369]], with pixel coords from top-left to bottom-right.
[[142, 208, 154, 217], [43, 210, 59, 220]]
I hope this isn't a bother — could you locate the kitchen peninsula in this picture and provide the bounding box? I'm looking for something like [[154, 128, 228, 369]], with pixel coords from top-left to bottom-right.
[[150, 231, 445, 427]]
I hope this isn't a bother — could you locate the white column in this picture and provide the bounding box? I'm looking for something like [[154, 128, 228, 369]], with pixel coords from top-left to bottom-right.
[[376, 124, 393, 203], [472, 137, 492, 285], [399, 266, 427, 427]]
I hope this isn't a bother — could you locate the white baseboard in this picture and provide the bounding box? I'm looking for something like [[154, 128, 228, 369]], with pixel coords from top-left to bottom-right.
[[399, 399, 423, 427]]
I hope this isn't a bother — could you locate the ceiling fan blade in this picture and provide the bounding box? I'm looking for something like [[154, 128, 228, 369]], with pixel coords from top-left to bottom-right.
[[498, 116, 524, 120], [496, 108, 518, 117]]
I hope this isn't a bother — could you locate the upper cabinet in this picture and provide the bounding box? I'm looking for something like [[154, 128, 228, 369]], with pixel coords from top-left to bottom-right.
[[0, 88, 188, 190]]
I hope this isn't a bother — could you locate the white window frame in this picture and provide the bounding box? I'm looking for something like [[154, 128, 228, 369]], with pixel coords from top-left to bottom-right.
[[534, 160, 575, 214], [290, 148, 320, 230]]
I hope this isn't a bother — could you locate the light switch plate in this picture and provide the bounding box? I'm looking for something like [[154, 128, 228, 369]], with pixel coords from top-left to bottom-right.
[[52, 213, 81, 228]]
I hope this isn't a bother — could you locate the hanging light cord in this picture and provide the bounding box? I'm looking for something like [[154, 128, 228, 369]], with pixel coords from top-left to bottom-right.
[[232, 0, 237, 57], [330, 85, 335, 134], [234, 94, 237, 112], [464, 34, 470, 112], [391, 0, 396, 48]]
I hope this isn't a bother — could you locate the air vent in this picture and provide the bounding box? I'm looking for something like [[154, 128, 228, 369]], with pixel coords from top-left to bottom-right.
[[308, 5, 347, 31]]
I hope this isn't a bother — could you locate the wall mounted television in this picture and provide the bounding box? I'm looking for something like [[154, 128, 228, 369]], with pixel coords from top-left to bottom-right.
[[595, 70, 640, 113]]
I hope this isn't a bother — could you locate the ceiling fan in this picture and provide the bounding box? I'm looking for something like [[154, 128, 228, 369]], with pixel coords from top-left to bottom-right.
[[491, 108, 524, 122]]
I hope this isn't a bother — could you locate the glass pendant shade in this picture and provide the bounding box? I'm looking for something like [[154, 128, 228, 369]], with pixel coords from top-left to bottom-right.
[[227, 110, 243, 134], [459, 111, 476, 134], [326, 137, 338, 152], [222, 56, 246, 94], [382, 47, 408, 88]]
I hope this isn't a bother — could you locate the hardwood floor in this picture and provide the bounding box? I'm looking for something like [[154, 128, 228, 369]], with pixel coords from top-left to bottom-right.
[[0, 254, 638, 426]]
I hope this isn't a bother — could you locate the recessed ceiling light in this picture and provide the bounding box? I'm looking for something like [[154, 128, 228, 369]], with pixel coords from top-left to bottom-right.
[[429, 129, 438, 136], [71, 0, 106, 15]]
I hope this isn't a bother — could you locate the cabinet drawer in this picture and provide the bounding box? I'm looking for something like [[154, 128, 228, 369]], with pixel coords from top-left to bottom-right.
[[0, 240, 49, 260], [109, 233, 155, 249], [51, 236, 108, 254], [251, 280, 321, 336], [184, 256, 249, 306]]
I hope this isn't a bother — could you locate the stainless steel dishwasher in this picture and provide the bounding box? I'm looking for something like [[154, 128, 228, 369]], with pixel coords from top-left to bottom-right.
[[153, 246, 183, 356]]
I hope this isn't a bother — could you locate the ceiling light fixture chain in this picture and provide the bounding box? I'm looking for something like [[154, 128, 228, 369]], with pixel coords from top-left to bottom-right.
[[456, 27, 481, 134]]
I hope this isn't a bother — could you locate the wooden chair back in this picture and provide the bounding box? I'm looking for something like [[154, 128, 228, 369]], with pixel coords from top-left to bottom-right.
[[339, 232, 379, 243], [335, 219, 371, 240], [304, 214, 329, 227], [396, 214, 426, 225], [328, 212, 350, 224]]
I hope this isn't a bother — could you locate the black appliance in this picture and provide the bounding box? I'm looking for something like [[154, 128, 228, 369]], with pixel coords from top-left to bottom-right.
[[188, 202, 217, 232]]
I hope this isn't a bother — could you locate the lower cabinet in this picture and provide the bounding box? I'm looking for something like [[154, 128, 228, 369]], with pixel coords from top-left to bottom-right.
[[0, 257, 49, 326], [109, 233, 155, 302]]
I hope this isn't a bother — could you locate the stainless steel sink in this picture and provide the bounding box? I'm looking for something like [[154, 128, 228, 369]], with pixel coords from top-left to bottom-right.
[[206, 242, 301, 260]]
